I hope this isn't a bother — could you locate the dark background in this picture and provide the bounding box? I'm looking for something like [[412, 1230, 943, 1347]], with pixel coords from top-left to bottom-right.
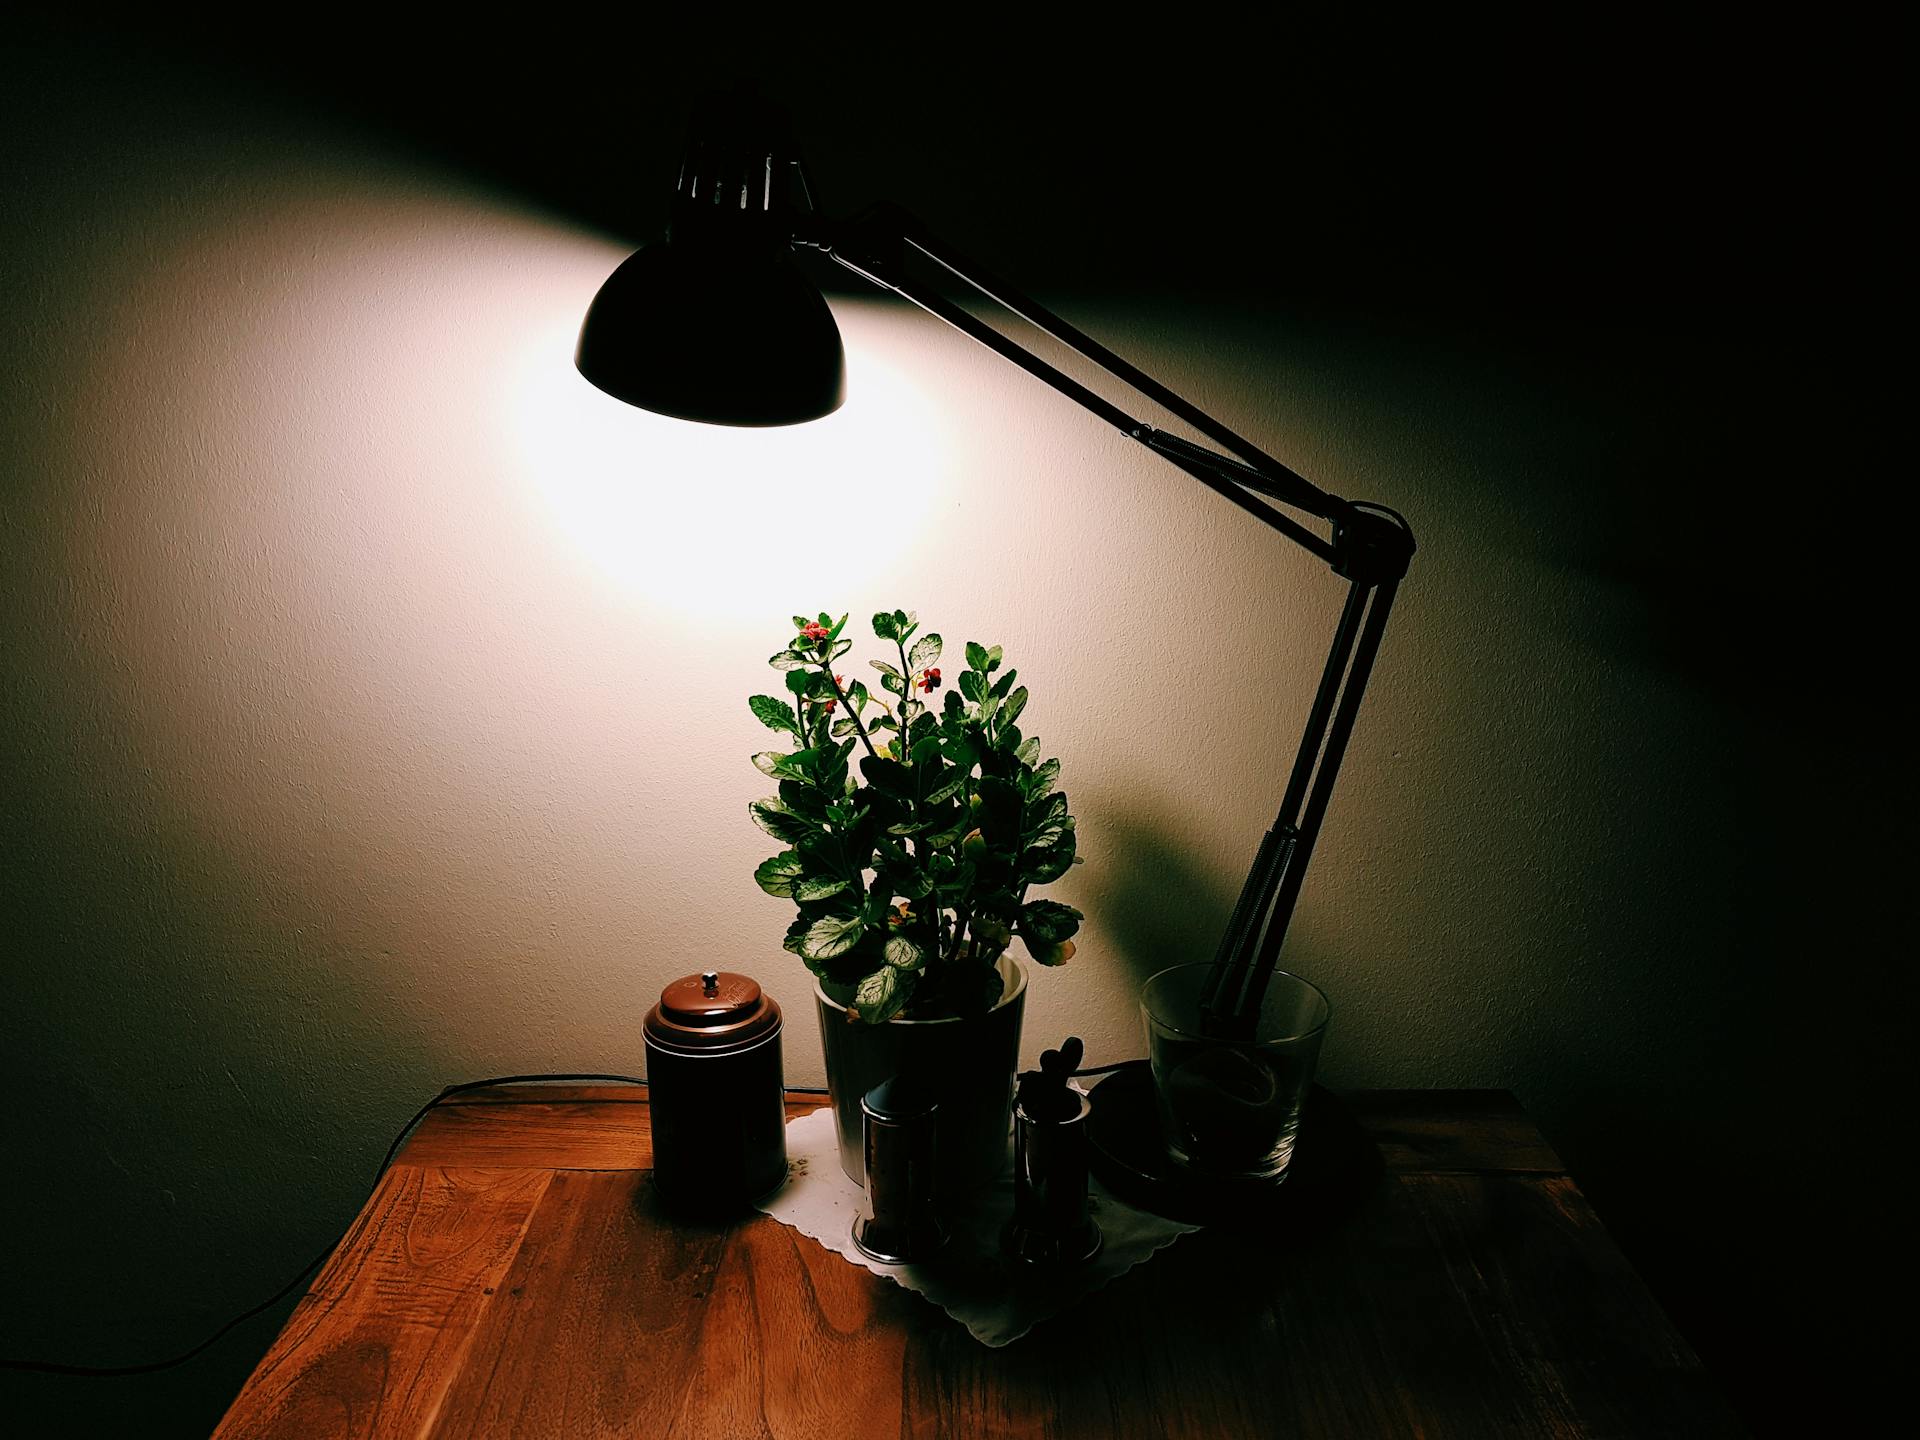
[[3, 10, 1902, 1435]]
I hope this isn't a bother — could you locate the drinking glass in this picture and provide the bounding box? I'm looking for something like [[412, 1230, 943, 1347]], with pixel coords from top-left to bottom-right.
[[1140, 964, 1330, 1181]]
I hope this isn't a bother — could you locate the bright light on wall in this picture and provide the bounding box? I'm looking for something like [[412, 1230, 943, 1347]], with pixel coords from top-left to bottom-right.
[[510, 300, 953, 622]]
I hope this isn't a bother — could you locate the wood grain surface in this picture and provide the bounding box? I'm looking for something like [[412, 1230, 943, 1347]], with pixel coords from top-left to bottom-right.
[[215, 1087, 1744, 1439]]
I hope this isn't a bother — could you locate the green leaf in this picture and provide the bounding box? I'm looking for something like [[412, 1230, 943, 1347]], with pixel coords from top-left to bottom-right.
[[799, 913, 867, 962], [847, 679, 870, 709], [883, 933, 926, 971], [794, 875, 851, 903], [830, 639, 852, 661], [859, 755, 912, 796], [749, 694, 799, 736], [870, 659, 902, 681], [965, 640, 990, 672], [924, 771, 967, 806], [784, 668, 814, 696], [750, 751, 789, 778], [1026, 813, 1070, 851], [779, 779, 828, 820], [991, 667, 1018, 698], [957, 670, 983, 703], [1018, 899, 1082, 944], [977, 742, 1016, 780], [894, 609, 916, 636], [881, 864, 933, 900], [999, 686, 1029, 730], [941, 732, 979, 768], [986, 645, 1003, 671], [1025, 828, 1078, 883], [828, 612, 849, 642], [792, 615, 813, 631], [933, 858, 976, 901], [922, 820, 968, 849], [754, 852, 806, 897], [831, 717, 860, 738], [996, 723, 1022, 753], [1015, 737, 1040, 766], [769, 650, 809, 671], [851, 965, 912, 1025], [1025, 792, 1068, 839], [749, 798, 817, 845], [872, 612, 899, 641], [908, 633, 942, 674]]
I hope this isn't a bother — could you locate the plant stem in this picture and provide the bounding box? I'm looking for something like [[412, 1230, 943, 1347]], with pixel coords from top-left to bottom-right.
[[818, 658, 879, 761], [949, 902, 974, 966], [896, 637, 917, 759]]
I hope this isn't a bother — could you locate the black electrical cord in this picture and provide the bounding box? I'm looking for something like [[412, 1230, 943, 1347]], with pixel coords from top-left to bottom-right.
[[0, 1072, 647, 1378]]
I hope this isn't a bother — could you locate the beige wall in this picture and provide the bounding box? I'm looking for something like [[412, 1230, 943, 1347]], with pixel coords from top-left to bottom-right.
[[3, 26, 1895, 1436]]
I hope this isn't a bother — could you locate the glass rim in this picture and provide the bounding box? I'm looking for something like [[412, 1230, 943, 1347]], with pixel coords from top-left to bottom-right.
[[1140, 961, 1331, 1044]]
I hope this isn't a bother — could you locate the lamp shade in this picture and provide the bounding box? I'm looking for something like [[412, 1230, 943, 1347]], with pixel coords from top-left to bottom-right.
[[575, 242, 844, 426], [575, 98, 846, 427]]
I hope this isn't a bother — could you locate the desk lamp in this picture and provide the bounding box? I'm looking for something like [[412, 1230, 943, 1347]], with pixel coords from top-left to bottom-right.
[[577, 100, 1414, 1207]]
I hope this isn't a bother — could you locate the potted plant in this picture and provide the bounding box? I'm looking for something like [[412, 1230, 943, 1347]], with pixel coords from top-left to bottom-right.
[[749, 608, 1082, 1189]]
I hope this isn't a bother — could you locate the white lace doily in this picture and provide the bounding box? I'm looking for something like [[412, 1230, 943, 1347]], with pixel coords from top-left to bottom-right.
[[754, 1105, 1201, 1346]]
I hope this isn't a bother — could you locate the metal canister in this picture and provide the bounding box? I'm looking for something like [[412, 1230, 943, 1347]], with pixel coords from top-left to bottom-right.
[[644, 970, 787, 1213]]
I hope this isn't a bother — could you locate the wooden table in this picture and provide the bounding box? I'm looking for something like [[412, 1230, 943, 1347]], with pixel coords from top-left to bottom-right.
[[213, 1087, 1742, 1438]]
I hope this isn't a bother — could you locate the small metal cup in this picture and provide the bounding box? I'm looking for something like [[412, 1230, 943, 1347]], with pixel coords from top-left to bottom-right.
[[852, 1077, 947, 1264], [1002, 1086, 1102, 1265]]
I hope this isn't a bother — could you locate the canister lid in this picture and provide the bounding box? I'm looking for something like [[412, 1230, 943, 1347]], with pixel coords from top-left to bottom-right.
[[861, 1075, 939, 1121], [646, 971, 782, 1051]]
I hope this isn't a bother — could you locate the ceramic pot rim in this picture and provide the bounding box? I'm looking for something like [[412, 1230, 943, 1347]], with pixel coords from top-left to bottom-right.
[[813, 953, 1026, 1025]]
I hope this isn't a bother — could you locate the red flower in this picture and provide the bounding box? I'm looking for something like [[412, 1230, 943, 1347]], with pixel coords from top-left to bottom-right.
[[918, 667, 942, 693], [799, 620, 830, 644]]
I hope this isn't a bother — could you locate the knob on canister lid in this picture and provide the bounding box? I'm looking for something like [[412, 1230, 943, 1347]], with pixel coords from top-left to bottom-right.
[[645, 971, 782, 1051]]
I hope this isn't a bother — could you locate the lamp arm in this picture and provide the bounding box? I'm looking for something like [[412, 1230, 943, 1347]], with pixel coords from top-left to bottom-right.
[[802, 205, 1414, 582], [800, 204, 1414, 1030]]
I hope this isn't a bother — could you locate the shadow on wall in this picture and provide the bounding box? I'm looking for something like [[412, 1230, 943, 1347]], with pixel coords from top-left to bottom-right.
[[1092, 806, 1239, 996], [1084, 801, 1348, 1074]]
